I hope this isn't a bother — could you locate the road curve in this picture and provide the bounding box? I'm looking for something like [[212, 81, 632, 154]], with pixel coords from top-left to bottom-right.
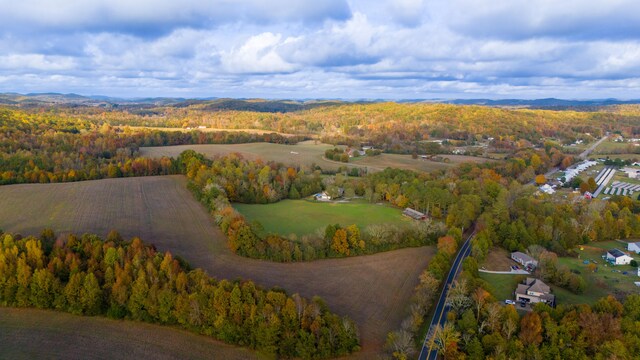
[[417, 232, 474, 360]]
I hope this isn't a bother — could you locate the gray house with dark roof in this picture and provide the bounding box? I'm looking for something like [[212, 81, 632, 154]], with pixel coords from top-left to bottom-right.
[[515, 278, 555, 306], [511, 251, 538, 269]]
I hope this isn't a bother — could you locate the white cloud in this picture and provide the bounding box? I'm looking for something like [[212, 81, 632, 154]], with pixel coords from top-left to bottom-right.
[[221, 33, 296, 74], [0, 0, 640, 99]]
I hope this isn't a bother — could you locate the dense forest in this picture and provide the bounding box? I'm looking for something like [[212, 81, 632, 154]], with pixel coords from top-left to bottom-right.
[[0, 230, 359, 359]]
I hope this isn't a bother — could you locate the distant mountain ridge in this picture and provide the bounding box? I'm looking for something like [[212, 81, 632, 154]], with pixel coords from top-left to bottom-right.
[[1, 92, 640, 111]]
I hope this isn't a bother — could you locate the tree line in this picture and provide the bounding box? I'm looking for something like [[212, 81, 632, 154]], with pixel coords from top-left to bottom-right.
[[0, 108, 301, 185], [0, 230, 360, 359]]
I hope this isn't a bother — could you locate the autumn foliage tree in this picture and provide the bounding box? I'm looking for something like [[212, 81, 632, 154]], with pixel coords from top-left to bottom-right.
[[0, 231, 360, 359]]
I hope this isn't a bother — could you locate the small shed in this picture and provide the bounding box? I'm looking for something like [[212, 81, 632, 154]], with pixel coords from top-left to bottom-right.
[[402, 208, 426, 220]]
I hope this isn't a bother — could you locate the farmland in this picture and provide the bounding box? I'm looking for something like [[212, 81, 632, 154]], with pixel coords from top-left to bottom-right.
[[351, 153, 494, 173], [234, 199, 409, 237], [0, 175, 435, 356], [139, 141, 494, 173], [0, 307, 261, 360], [594, 139, 640, 154]]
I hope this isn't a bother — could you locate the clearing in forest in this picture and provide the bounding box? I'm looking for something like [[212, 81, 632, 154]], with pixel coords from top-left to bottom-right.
[[234, 199, 409, 237]]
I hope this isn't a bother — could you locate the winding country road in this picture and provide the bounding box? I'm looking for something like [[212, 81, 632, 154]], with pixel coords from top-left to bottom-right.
[[418, 232, 474, 360]]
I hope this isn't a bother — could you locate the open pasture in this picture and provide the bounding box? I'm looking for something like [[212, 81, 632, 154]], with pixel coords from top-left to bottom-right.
[[0, 175, 435, 356], [234, 199, 409, 237]]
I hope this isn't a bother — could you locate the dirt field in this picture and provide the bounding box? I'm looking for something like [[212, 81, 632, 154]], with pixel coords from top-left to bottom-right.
[[480, 247, 514, 271], [139, 141, 493, 173], [139, 141, 344, 170], [0, 307, 262, 360], [0, 176, 435, 357]]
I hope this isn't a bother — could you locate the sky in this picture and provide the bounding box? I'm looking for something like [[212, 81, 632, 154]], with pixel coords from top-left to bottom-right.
[[1, 0, 640, 99]]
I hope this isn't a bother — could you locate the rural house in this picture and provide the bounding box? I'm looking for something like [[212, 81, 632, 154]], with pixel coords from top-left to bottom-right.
[[314, 188, 344, 201], [628, 242, 640, 254], [402, 208, 426, 220], [515, 278, 555, 306], [511, 251, 538, 269], [606, 248, 634, 265]]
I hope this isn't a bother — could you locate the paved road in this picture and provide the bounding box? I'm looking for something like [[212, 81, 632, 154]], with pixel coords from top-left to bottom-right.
[[478, 269, 530, 275], [579, 135, 608, 160], [529, 134, 608, 186], [417, 232, 474, 360]]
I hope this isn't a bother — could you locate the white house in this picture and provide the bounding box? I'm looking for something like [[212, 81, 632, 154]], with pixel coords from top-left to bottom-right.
[[606, 248, 634, 265], [629, 242, 640, 254], [539, 184, 555, 195], [622, 167, 640, 179]]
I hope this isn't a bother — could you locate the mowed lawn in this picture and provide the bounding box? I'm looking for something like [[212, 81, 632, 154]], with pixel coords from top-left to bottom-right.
[[556, 241, 640, 303], [234, 200, 409, 236], [0, 307, 261, 360], [0, 176, 435, 356]]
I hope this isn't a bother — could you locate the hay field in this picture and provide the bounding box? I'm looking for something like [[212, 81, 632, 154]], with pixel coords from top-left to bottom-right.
[[140, 141, 492, 173], [352, 153, 494, 173], [0, 176, 435, 356], [139, 141, 343, 170], [0, 307, 261, 360]]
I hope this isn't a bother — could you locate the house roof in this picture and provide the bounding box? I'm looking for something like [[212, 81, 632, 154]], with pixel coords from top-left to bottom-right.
[[516, 278, 552, 296], [629, 242, 640, 248], [512, 251, 536, 263], [528, 280, 551, 294], [403, 208, 425, 218], [608, 248, 628, 258]]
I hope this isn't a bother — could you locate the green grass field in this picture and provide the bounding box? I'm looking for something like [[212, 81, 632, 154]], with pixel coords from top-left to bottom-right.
[[557, 241, 639, 303], [234, 199, 410, 236], [478, 273, 521, 301], [594, 140, 638, 154]]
